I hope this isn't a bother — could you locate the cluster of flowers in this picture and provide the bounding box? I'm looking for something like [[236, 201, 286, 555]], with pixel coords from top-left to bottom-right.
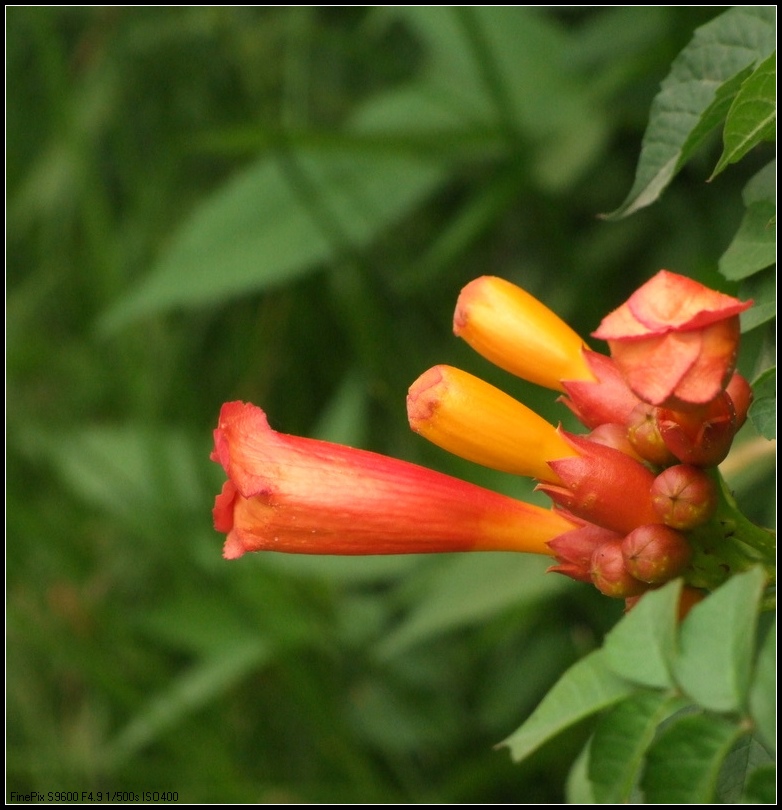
[[212, 270, 755, 608]]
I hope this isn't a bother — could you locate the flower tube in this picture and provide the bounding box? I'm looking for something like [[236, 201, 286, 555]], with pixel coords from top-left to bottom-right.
[[453, 276, 594, 391], [407, 365, 574, 481], [212, 401, 577, 559]]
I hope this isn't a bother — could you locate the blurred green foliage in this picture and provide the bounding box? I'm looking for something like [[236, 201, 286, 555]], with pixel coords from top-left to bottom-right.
[[7, 7, 774, 803]]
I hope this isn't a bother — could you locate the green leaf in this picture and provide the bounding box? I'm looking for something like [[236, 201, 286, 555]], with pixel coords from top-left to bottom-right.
[[641, 712, 746, 803], [749, 616, 776, 752], [743, 159, 776, 205], [20, 424, 205, 525], [717, 734, 775, 803], [99, 145, 447, 331], [104, 640, 270, 769], [395, 7, 607, 191], [739, 266, 776, 331], [603, 579, 680, 689], [673, 567, 766, 713], [566, 740, 597, 805], [712, 52, 776, 178], [604, 6, 776, 219], [375, 553, 568, 658], [741, 763, 777, 803], [719, 200, 776, 280], [502, 649, 635, 763], [589, 690, 683, 803], [749, 367, 776, 440]]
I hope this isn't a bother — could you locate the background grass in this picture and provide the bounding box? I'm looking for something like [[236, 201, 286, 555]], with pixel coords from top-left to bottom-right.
[[7, 7, 774, 803]]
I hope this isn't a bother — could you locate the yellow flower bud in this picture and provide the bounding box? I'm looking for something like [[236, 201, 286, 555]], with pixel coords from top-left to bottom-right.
[[407, 365, 574, 480], [453, 276, 594, 390]]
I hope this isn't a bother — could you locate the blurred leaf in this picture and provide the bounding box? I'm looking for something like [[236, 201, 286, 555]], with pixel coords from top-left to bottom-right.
[[139, 591, 271, 657], [100, 146, 447, 331], [502, 649, 635, 763], [104, 640, 270, 769], [749, 367, 776, 440], [749, 615, 776, 752], [673, 567, 766, 713], [589, 690, 683, 803], [603, 579, 680, 689], [101, 7, 612, 332], [311, 371, 369, 446], [566, 740, 597, 805], [641, 712, 745, 803], [376, 554, 568, 658], [604, 6, 775, 219], [719, 200, 776, 280], [717, 734, 775, 803], [741, 763, 777, 803], [21, 424, 205, 525], [712, 52, 776, 178], [393, 7, 607, 190]]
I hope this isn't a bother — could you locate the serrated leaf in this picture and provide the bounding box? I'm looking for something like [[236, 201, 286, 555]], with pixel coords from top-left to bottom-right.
[[741, 763, 777, 803], [749, 616, 776, 752], [712, 52, 776, 178], [589, 690, 683, 803], [501, 649, 635, 763], [673, 567, 766, 713], [604, 6, 776, 219], [641, 712, 746, 803], [719, 200, 776, 280], [603, 579, 680, 689], [749, 367, 776, 440], [717, 734, 775, 803]]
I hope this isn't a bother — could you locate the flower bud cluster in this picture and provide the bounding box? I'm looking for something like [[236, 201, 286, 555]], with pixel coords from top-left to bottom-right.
[[414, 271, 754, 607], [212, 270, 760, 618], [548, 272, 752, 604]]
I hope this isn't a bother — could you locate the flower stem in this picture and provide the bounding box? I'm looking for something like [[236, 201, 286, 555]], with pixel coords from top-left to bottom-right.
[[684, 469, 775, 597]]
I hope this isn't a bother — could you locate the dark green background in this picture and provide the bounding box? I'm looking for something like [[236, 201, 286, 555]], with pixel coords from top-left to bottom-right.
[[7, 7, 773, 803]]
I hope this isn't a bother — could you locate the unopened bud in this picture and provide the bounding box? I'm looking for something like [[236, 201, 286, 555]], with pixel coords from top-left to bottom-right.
[[587, 423, 645, 462], [651, 464, 717, 529], [621, 524, 692, 584], [626, 403, 677, 466], [540, 431, 660, 534], [656, 392, 737, 467], [591, 540, 648, 598], [547, 523, 623, 584]]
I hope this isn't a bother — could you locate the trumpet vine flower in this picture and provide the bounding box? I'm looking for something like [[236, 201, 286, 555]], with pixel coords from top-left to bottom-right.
[[212, 401, 576, 560], [212, 270, 771, 609]]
